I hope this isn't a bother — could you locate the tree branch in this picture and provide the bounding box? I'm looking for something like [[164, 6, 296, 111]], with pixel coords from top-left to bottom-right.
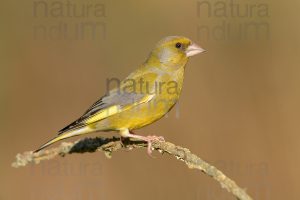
[[12, 137, 253, 200]]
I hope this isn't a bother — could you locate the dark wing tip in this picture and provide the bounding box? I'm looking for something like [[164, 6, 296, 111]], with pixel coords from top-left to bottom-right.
[[58, 97, 106, 135], [58, 118, 86, 135], [33, 148, 41, 153]]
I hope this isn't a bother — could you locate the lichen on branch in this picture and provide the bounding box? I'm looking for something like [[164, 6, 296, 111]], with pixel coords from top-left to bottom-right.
[[12, 137, 253, 200]]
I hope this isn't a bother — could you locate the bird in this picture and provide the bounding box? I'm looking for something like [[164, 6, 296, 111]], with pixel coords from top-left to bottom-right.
[[34, 36, 205, 155]]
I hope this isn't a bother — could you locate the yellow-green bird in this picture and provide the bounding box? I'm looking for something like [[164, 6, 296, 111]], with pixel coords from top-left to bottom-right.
[[35, 36, 205, 155]]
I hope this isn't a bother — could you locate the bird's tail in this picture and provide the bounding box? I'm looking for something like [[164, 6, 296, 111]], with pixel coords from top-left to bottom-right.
[[34, 127, 92, 153]]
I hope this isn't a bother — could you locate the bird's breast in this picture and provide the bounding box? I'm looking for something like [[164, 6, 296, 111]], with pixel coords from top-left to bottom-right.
[[101, 67, 185, 130]]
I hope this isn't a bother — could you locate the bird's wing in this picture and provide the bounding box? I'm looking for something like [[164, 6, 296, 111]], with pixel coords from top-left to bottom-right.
[[58, 72, 157, 134]]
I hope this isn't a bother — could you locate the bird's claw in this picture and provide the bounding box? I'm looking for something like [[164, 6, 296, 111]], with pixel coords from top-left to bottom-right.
[[145, 135, 165, 157]]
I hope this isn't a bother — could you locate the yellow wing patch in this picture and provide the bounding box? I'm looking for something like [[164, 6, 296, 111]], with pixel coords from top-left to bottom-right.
[[84, 94, 155, 125], [85, 105, 121, 125]]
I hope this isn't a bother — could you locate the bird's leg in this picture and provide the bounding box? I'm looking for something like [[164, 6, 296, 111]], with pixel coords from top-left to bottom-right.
[[128, 131, 165, 156], [119, 136, 126, 146], [119, 136, 133, 152]]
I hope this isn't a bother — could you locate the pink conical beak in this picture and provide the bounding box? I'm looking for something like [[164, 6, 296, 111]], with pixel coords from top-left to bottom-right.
[[186, 43, 206, 57]]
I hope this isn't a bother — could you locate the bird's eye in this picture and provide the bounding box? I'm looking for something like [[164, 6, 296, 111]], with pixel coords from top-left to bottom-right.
[[175, 42, 182, 49]]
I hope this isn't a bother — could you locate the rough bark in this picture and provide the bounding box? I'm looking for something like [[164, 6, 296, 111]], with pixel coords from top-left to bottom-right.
[[12, 137, 253, 200]]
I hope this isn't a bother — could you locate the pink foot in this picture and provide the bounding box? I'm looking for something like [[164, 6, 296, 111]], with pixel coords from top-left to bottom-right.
[[128, 132, 165, 157], [144, 135, 165, 156]]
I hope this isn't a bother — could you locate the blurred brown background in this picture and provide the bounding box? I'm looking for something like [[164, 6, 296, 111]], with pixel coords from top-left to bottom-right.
[[1, 0, 300, 199]]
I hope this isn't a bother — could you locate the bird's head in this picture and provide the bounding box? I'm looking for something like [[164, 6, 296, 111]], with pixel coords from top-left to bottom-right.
[[147, 36, 205, 68]]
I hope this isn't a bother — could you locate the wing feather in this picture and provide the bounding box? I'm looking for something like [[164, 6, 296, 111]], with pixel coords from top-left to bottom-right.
[[58, 71, 157, 134]]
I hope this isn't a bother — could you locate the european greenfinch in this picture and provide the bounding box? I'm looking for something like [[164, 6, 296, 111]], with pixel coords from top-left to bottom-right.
[[35, 36, 205, 155]]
